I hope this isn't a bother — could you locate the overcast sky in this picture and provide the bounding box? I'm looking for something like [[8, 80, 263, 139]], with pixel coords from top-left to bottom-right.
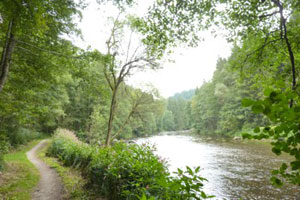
[[75, 0, 232, 97]]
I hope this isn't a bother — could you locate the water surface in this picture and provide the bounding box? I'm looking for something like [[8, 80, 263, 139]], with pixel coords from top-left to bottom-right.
[[136, 133, 300, 200]]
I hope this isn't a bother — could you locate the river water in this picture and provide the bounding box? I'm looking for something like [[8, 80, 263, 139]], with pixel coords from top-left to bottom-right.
[[135, 133, 300, 200]]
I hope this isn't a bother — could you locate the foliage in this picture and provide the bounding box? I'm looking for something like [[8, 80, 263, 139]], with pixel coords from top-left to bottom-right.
[[161, 110, 175, 131], [133, 0, 216, 56], [172, 89, 195, 101], [159, 90, 195, 132], [167, 97, 191, 131], [141, 166, 213, 200], [8, 128, 44, 147], [0, 0, 85, 151], [242, 88, 300, 186], [190, 57, 267, 136], [0, 134, 10, 170], [48, 129, 211, 199], [0, 129, 43, 169]]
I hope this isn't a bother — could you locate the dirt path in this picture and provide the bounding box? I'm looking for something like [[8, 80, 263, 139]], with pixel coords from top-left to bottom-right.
[[27, 140, 63, 200]]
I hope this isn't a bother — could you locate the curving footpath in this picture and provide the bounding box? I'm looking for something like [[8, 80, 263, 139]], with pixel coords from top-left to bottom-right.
[[26, 140, 63, 200]]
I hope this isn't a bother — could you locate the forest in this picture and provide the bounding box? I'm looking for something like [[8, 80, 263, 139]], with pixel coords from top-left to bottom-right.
[[1, 0, 300, 199]]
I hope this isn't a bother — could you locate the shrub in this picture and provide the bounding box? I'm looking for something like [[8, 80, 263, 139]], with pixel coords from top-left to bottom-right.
[[9, 128, 44, 146], [87, 143, 169, 199], [48, 129, 211, 199], [47, 136, 92, 170], [0, 128, 44, 170]]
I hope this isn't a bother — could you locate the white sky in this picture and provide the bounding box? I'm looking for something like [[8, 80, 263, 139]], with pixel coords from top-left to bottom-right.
[[75, 0, 232, 97]]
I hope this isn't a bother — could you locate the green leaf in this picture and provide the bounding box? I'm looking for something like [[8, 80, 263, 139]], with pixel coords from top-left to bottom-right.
[[201, 191, 207, 198], [254, 127, 260, 133], [291, 161, 300, 170], [242, 133, 252, 139], [263, 106, 271, 115], [140, 193, 147, 200], [272, 147, 281, 155], [264, 88, 273, 96], [252, 104, 264, 113], [272, 170, 279, 175], [270, 176, 283, 187], [269, 92, 278, 102], [280, 163, 288, 171], [241, 98, 254, 107]]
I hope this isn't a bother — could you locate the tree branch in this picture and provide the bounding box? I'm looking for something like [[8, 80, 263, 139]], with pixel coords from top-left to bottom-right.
[[259, 11, 280, 19]]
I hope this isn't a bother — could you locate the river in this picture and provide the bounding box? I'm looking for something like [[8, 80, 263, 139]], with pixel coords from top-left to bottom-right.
[[135, 133, 300, 200]]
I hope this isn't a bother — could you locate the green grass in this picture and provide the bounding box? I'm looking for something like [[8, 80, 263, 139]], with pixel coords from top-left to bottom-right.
[[0, 140, 41, 200], [38, 140, 92, 200]]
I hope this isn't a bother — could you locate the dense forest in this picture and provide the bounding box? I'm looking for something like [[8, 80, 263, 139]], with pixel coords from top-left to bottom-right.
[[190, 56, 268, 136], [163, 56, 269, 136], [1, 0, 300, 199]]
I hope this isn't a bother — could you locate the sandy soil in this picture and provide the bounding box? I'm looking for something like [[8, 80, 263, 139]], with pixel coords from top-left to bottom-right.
[[27, 140, 63, 200]]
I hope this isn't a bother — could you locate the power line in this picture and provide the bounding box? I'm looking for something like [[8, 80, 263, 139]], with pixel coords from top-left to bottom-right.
[[15, 39, 84, 59]]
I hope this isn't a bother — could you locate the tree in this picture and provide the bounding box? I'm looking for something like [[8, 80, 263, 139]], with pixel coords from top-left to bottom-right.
[[162, 110, 175, 131], [0, 0, 83, 92], [102, 17, 159, 146]]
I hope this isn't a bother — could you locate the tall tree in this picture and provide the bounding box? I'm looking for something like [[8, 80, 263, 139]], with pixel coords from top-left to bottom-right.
[[0, 0, 83, 92], [102, 17, 159, 146]]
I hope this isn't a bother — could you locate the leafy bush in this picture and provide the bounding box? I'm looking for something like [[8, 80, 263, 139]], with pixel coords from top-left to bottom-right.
[[48, 129, 212, 199], [87, 143, 169, 199], [0, 128, 44, 170], [47, 132, 92, 170], [140, 166, 212, 200], [9, 128, 44, 146]]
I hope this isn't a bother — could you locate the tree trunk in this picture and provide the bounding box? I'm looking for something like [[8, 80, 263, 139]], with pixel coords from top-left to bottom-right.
[[111, 110, 134, 141], [0, 20, 15, 92], [105, 87, 118, 146], [274, 0, 296, 107]]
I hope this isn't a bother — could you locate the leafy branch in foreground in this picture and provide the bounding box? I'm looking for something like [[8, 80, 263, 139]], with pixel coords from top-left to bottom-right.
[[242, 87, 300, 186]]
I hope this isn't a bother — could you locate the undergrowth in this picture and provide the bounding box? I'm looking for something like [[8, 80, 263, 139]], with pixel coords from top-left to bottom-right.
[[47, 129, 212, 200]]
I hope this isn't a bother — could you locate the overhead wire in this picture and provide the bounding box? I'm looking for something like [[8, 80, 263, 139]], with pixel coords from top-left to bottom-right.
[[15, 39, 84, 59]]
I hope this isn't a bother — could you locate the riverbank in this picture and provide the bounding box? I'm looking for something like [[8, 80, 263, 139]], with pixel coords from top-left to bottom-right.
[[155, 129, 275, 145]]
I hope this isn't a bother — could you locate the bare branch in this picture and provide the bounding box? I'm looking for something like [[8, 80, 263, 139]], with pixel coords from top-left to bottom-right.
[[243, 38, 281, 65], [103, 66, 113, 90], [125, 30, 134, 63], [259, 11, 280, 19], [106, 13, 122, 55], [129, 45, 142, 62]]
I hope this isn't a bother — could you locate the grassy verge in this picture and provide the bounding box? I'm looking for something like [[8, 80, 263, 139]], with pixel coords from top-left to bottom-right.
[[0, 140, 41, 200], [38, 140, 92, 200]]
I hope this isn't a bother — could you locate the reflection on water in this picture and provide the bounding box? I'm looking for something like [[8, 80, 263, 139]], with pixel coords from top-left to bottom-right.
[[136, 134, 300, 200]]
